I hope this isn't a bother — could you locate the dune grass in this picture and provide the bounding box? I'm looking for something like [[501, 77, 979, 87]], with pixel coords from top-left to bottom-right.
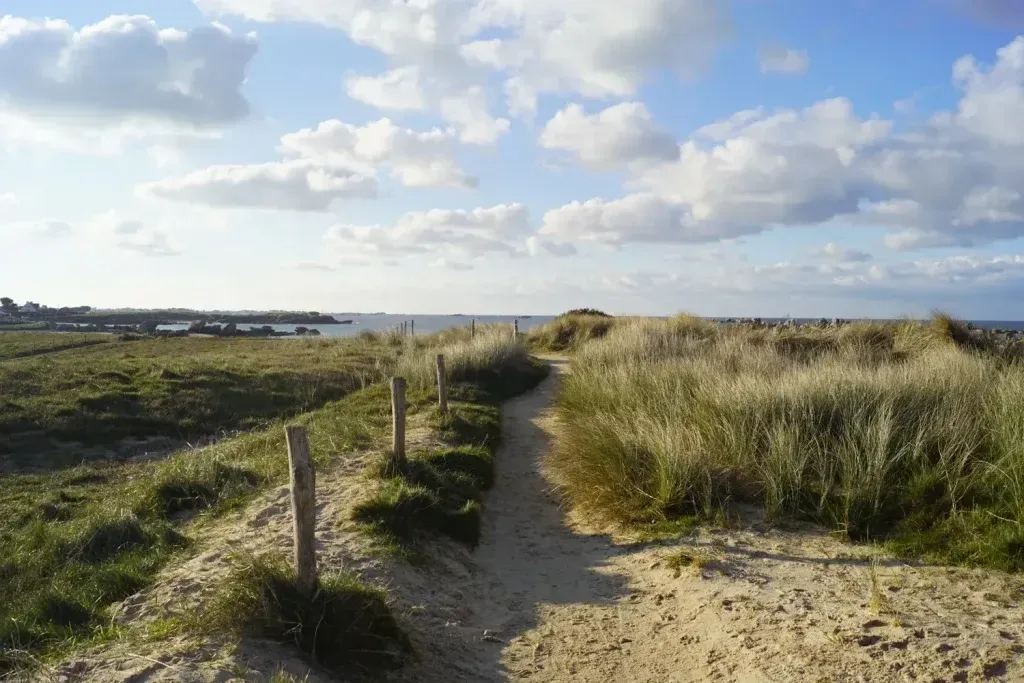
[[527, 312, 618, 352], [354, 329, 549, 550], [203, 552, 410, 675], [548, 314, 1024, 571], [0, 334, 387, 469]]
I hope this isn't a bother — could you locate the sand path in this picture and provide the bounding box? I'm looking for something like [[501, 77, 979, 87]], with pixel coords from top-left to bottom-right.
[[401, 358, 1024, 683]]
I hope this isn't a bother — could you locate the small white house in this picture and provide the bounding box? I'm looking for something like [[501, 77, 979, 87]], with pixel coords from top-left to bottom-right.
[[20, 302, 39, 314]]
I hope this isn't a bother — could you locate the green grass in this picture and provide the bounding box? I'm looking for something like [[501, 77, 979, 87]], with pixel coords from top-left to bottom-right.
[[353, 331, 549, 550], [1, 334, 388, 469], [0, 334, 404, 671], [547, 313, 1024, 571], [0, 331, 111, 360], [202, 552, 409, 675]]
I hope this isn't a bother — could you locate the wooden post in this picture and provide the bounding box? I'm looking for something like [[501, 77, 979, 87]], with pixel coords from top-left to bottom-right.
[[471, 318, 475, 338], [391, 377, 407, 467], [285, 425, 317, 596], [410, 319, 414, 336], [436, 355, 448, 415], [513, 318, 519, 340]]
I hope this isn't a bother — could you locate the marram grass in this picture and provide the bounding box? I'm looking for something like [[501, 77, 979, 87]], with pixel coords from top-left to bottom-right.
[[547, 314, 1024, 570]]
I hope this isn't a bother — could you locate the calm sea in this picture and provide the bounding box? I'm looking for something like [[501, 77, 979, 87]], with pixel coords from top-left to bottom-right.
[[156, 314, 557, 338]]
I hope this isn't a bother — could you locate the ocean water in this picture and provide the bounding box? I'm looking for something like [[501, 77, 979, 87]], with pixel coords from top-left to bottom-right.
[[156, 314, 557, 338]]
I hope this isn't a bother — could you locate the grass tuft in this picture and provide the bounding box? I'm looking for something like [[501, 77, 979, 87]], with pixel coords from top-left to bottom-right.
[[204, 552, 409, 674]]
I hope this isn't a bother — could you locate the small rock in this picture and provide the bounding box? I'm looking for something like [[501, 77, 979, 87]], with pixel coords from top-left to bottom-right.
[[482, 630, 502, 643]]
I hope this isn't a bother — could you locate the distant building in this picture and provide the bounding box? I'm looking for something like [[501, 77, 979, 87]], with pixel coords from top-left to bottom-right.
[[20, 302, 39, 314]]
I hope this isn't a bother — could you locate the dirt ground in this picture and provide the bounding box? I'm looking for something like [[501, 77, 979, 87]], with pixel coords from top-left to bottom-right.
[[39, 359, 1024, 683]]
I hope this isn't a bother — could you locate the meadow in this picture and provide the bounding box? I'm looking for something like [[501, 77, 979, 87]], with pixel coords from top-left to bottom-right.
[[0, 326, 544, 673], [532, 313, 1024, 571]]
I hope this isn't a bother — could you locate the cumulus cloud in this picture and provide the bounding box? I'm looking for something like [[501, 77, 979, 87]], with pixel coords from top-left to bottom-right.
[[536, 37, 1024, 251], [139, 114, 484, 211], [194, 0, 730, 125], [0, 15, 257, 149], [324, 204, 531, 260], [758, 44, 809, 75], [539, 103, 678, 168], [438, 87, 510, 145], [139, 160, 378, 211], [280, 118, 477, 188], [345, 66, 427, 111]]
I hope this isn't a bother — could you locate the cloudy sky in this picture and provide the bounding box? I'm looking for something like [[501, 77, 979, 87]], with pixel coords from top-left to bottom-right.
[[4, 0, 1024, 317]]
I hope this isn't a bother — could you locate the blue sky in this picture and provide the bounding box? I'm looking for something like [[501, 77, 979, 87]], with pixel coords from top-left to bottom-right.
[[4, 0, 1024, 317]]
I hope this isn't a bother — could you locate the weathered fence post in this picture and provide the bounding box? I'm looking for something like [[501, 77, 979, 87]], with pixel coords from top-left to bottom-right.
[[410, 319, 415, 336], [285, 425, 317, 596], [513, 318, 519, 340], [391, 377, 407, 468], [471, 318, 475, 338], [436, 355, 448, 415]]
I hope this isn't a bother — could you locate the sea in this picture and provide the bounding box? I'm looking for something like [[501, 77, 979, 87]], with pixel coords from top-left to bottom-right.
[[155, 314, 558, 338]]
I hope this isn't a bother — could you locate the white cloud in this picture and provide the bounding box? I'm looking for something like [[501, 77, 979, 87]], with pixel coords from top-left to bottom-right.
[[541, 38, 1024, 250], [324, 203, 531, 260], [0, 192, 16, 209], [525, 236, 578, 257], [439, 87, 510, 145], [345, 66, 427, 111], [952, 37, 1024, 146], [464, 0, 730, 113], [539, 103, 678, 168], [0, 15, 257, 149], [279, 118, 477, 189], [139, 160, 378, 211], [540, 194, 692, 245], [758, 44, 809, 75], [813, 242, 872, 263], [193, 0, 730, 122], [430, 257, 475, 271], [85, 211, 181, 256]]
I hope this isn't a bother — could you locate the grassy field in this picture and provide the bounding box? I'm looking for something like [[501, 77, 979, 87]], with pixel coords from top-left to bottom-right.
[[0, 333, 388, 469], [0, 326, 545, 673], [0, 331, 112, 361], [542, 314, 1024, 571]]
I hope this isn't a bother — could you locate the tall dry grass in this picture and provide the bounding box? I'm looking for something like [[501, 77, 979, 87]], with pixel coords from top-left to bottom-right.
[[548, 314, 1024, 569]]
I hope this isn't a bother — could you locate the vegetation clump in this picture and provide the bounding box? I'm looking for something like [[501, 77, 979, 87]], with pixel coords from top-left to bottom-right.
[[204, 552, 410, 674], [528, 310, 619, 352], [547, 313, 1024, 571]]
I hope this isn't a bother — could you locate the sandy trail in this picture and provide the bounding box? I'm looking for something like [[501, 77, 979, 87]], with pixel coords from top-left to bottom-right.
[[402, 359, 1024, 683]]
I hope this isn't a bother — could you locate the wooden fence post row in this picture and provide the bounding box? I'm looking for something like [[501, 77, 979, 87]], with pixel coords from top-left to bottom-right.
[[436, 354, 448, 415], [285, 425, 318, 596], [391, 377, 407, 468]]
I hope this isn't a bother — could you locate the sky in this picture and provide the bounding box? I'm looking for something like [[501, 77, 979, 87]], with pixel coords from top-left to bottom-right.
[[3, 0, 1024, 317]]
